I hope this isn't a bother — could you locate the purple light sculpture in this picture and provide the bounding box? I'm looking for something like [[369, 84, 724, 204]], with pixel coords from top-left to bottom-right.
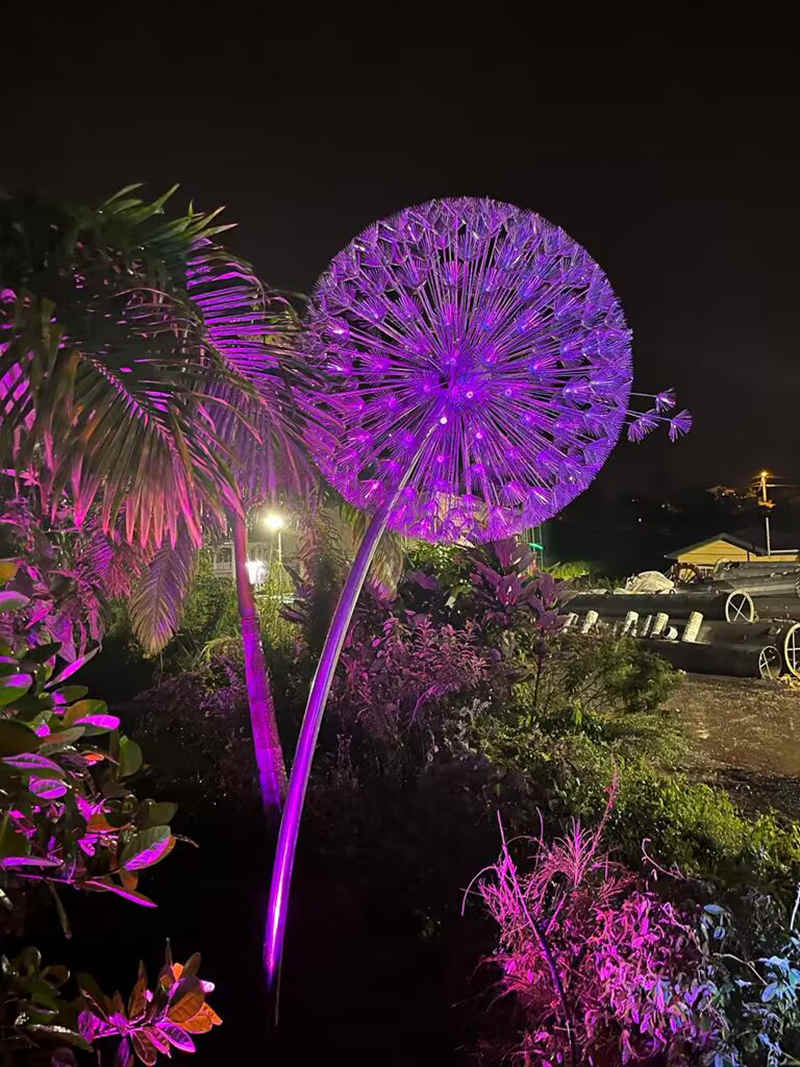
[[265, 197, 690, 1000]]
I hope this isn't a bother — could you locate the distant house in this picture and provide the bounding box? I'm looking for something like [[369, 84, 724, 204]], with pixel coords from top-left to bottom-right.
[[665, 532, 800, 574]]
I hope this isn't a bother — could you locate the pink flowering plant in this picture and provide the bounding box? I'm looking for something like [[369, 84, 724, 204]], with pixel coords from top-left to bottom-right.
[[470, 786, 727, 1065]]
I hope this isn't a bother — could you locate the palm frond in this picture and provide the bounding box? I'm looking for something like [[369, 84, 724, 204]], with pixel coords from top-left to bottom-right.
[[185, 240, 317, 508], [128, 525, 198, 654], [338, 497, 408, 598]]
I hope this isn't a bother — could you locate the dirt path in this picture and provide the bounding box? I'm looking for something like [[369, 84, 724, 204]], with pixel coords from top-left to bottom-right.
[[664, 674, 800, 819]]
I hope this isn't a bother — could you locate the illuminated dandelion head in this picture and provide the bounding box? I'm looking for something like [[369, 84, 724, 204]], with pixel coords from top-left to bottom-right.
[[300, 197, 689, 543]]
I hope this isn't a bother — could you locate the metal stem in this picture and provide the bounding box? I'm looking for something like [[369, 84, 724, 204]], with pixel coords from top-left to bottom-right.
[[263, 445, 427, 1015]]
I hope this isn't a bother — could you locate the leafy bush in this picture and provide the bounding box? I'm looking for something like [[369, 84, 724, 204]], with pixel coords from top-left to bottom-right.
[[697, 895, 800, 1065], [0, 944, 219, 1066], [0, 568, 219, 1064], [78, 945, 221, 1066], [474, 797, 725, 1065], [0, 585, 178, 911], [128, 651, 264, 815], [473, 692, 800, 898], [334, 613, 492, 740], [0, 494, 141, 662]]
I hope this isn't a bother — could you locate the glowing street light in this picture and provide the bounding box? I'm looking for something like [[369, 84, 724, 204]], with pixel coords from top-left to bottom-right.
[[264, 511, 285, 532], [263, 510, 285, 564]]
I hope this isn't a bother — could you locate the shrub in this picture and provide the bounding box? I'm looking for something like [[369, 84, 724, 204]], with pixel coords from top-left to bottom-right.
[[698, 896, 800, 1066], [0, 943, 219, 1066], [473, 796, 725, 1065], [128, 651, 264, 816], [333, 612, 492, 740], [0, 585, 179, 911], [0, 567, 219, 1064]]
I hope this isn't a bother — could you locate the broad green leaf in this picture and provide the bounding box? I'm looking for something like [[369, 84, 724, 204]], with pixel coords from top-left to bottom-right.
[[72, 714, 120, 735], [0, 855, 61, 869], [28, 776, 69, 799], [2, 752, 65, 775], [45, 646, 100, 689], [22, 642, 61, 664], [0, 672, 33, 706], [25, 1025, 92, 1050], [141, 801, 177, 828], [39, 727, 85, 753], [52, 685, 88, 703], [84, 877, 157, 908], [0, 719, 40, 756], [119, 736, 143, 778], [64, 699, 107, 726]]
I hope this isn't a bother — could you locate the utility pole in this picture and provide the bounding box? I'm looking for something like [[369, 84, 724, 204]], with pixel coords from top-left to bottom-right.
[[758, 470, 774, 555]]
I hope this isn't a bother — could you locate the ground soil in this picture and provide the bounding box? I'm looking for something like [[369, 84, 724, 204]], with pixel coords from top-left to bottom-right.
[[665, 672, 800, 820]]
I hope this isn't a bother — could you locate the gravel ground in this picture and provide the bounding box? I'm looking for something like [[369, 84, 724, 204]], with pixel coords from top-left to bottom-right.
[[664, 673, 800, 819]]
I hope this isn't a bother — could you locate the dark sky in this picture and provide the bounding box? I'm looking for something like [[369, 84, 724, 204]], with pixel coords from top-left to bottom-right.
[[4, 12, 799, 503]]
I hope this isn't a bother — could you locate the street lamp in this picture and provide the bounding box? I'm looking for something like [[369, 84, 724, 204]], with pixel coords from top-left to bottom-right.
[[264, 511, 285, 564], [757, 470, 775, 555]]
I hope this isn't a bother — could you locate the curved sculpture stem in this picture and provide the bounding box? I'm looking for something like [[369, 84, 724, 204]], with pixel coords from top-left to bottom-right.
[[264, 449, 427, 1014]]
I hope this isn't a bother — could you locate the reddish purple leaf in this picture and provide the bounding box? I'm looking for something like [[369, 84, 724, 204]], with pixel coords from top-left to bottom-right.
[[0, 855, 61, 869], [159, 1021, 196, 1052], [73, 714, 120, 731], [85, 877, 157, 907], [28, 775, 69, 799]]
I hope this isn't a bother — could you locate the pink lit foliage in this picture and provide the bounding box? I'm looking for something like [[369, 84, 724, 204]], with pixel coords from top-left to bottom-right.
[[466, 538, 565, 637], [1, 567, 180, 917], [334, 610, 491, 740], [78, 946, 221, 1066], [472, 788, 725, 1065], [0, 184, 309, 651], [0, 488, 144, 661]]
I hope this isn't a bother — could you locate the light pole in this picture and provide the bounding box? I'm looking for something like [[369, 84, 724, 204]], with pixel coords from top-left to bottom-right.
[[264, 510, 285, 566], [758, 470, 774, 556]]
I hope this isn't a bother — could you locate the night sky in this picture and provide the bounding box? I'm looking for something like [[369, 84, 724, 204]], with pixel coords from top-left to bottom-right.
[[4, 13, 799, 510]]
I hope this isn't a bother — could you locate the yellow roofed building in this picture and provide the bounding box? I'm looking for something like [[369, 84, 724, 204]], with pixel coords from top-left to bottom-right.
[[665, 532, 799, 575]]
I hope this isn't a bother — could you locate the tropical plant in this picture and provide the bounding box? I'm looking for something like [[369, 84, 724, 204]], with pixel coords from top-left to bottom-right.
[[0, 184, 315, 819], [0, 487, 142, 661], [0, 944, 89, 1062], [0, 187, 241, 551]]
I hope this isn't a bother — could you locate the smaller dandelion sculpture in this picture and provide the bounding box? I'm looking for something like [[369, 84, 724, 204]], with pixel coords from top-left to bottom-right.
[[265, 197, 690, 1002]]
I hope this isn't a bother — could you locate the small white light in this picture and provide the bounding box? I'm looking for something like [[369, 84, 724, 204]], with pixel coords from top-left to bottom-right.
[[264, 511, 285, 532], [439, 415, 448, 424], [246, 560, 266, 585]]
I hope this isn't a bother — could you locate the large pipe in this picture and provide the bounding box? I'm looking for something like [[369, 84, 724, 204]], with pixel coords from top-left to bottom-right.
[[564, 591, 754, 622], [669, 617, 800, 677], [647, 639, 781, 678]]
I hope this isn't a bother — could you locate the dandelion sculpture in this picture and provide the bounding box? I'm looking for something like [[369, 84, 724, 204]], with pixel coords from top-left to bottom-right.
[[265, 197, 690, 999]]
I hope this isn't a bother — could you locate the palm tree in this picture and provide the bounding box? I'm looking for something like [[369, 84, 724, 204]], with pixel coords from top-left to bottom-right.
[[0, 185, 312, 820]]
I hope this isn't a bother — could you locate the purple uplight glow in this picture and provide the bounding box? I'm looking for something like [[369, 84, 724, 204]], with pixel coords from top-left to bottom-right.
[[299, 197, 674, 543]]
